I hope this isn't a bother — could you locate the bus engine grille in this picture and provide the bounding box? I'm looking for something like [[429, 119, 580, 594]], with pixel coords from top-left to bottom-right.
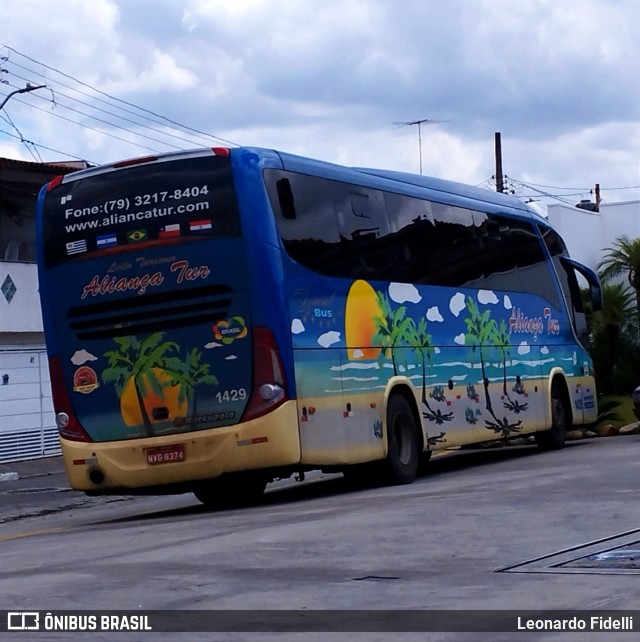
[[67, 284, 232, 340]]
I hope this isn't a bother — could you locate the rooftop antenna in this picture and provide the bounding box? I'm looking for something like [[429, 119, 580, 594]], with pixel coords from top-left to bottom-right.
[[394, 117, 447, 175]]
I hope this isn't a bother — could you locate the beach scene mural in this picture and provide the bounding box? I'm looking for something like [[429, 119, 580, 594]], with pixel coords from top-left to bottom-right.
[[290, 278, 589, 450]]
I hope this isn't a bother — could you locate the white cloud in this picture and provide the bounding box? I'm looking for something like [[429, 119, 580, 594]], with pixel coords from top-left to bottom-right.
[[71, 349, 98, 365], [318, 331, 341, 348], [449, 293, 466, 317], [205, 341, 223, 349], [389, 283, 421, 304], [541, 346, 549, 354], [503, 295, 512, 309], [426, 306, 444, 322], [225, 355, 238, 360], [517, 342, 531, 355], [454, 333, 466, 345], [0, 0, 638, 212], [291, 319, 305, 334], [478, 290, 498, 305]]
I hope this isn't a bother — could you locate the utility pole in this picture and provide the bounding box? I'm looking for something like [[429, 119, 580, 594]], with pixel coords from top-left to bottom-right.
[[394, 117, 446, 175], [0, 83, 46, 112], [494, 132, 504, 193]]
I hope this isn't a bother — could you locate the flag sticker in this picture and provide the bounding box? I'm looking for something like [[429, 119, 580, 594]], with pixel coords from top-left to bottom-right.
[[189, 219, 212, 233], [66, 239, 87, 255], [159, 223, 181, 238], [96, 233, 118, 248], [127, 229, 148, 243]]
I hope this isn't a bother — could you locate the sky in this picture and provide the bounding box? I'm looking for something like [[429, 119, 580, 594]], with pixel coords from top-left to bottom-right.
[[1, 0, 639, 212]]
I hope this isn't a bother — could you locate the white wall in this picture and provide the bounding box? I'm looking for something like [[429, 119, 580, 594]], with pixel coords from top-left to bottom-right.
[[0, 262, 44, 332], [547, 200, 640, 274]]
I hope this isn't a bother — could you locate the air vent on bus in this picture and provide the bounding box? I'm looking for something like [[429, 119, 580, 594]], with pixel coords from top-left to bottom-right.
[[67, 284, 232, 340]]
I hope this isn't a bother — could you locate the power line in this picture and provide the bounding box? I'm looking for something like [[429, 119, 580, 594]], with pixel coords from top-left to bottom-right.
[[5, 61, 215, 148], [0, 127, 97, 163], [506, 175, 640, 192], [0, 44, 240, 147]]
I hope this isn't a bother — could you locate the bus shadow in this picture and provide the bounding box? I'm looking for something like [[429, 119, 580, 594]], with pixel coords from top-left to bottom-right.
[[95, 442, 587, 525]]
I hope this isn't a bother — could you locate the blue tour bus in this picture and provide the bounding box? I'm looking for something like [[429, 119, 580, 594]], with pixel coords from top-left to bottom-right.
[[36, 146, 601, 505]]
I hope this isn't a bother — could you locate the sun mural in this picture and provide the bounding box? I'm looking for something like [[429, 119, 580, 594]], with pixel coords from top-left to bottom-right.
[[344, 279, 384, 360]]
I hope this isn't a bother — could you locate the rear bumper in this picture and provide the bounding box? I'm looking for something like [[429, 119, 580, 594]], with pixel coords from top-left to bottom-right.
[[60, 400, 301, 492]]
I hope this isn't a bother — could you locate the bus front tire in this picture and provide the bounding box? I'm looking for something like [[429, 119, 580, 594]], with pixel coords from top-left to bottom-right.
[[193, 473, 267, 508], [384, 394, 420, 485], [535, 380, 569, 451]]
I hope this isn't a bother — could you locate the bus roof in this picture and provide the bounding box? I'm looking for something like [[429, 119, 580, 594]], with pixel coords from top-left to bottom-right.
[[266, 148, 542, 222]]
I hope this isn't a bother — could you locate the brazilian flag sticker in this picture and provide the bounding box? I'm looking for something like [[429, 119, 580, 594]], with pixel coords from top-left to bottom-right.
[[127, 228, 148, 243]]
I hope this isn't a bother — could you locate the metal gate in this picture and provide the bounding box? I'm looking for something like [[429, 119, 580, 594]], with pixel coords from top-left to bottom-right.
[[0, 349, 61, 463]]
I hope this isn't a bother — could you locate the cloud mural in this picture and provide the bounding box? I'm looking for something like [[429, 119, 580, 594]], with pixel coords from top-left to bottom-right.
[[454, 333, 466, 345], [426, 306, 444, 322], [449, 292, 466, 317], [71, 349, 98, 366], [318, 331, 341, 348], [541, 346, 549, 355], [389, 282, 421, 304], [204, 341, 223, 349], [478, 290, 498, 305], [503, 295, 513, 309], [517, 342, 531, 355], [291, 318, 305, 334]]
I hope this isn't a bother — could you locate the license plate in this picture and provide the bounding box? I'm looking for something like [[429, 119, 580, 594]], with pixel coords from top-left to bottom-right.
[[146, 444, 186, 466]]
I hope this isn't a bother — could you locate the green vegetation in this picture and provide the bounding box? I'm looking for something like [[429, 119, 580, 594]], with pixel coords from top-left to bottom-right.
[[585, 235, 640, 396], [589, 395, 637, 431]]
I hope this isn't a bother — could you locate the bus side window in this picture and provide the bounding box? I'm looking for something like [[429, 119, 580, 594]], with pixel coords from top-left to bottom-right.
[[334, 186, 391, 279], [267, 170, 343, 276]]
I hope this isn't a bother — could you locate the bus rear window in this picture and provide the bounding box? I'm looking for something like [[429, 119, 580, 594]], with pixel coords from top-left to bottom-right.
[[42, 155, 240, 267]]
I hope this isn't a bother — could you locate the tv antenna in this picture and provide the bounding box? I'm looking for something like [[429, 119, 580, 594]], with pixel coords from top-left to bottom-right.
[[394, 117, 447, 175]]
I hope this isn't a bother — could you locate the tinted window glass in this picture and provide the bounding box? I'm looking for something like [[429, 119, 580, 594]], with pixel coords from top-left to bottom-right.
[[267, 168, 559, 304], [43, 155, 239, 268], [540, 225, 588, 341]]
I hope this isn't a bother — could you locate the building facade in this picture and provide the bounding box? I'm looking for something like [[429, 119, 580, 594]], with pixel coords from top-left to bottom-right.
[[547, 199, 640, 276], [0, 157, 85, 462]]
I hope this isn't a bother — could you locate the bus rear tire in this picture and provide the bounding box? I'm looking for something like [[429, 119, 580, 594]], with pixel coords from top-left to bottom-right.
[[535, 379, 569, 451], [384, 393, 420, 485], [193, 473, 267, 508]]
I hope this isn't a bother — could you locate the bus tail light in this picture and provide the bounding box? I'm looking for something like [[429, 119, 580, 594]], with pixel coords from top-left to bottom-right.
[[49, 356, 92, 442], [242, 327, 287, 422]]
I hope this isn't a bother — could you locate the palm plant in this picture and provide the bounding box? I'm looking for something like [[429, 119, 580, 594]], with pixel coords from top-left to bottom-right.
[[598, 235, 640, 328], [164, 348, 218, 423], [464, 296, 498, 416], [102, 333, 179, 436], [406, 317, 434, 409], [586, 282, 639, 394], [372, 291, 413, 375]]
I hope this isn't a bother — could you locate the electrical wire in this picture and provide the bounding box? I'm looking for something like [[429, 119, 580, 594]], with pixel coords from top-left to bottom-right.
[[0, 44, 239, 147], [0, 127, 97, 163]]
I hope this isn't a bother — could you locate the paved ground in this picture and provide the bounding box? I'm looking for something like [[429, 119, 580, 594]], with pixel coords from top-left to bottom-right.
[[0, 455, 137, 523]]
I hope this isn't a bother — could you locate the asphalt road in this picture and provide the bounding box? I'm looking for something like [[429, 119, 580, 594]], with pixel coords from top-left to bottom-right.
[[1, 437, 640, 641]]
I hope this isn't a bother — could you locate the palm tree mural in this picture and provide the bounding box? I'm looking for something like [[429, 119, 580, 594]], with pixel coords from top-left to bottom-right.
[[407, 317, 433, 407], [164, 347, 218, 424], [464, 296, 522, 437], [406, 317, 453, 428], [372, 291, 413, 375], [491, 319, 528, 414], [102, 333, 181, 437], [599, 235, 640, 329], [464, 296, 497, 415]]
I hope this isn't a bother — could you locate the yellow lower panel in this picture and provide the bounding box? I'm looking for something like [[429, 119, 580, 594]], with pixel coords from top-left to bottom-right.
[[61, 401, 301, 491]]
